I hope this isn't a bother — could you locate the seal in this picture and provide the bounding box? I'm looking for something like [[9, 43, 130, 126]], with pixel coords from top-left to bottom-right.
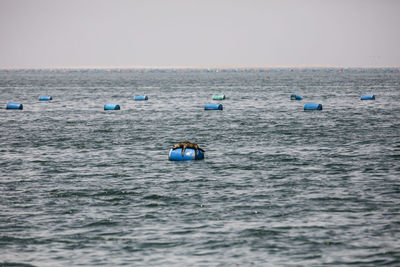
[[172, 141, 205, 156]]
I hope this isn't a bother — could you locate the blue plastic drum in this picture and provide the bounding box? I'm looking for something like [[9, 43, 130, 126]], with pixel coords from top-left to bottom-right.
[[169, 148, 205, 161], [291, 94, 303, 100], [6, 103, 23, 110], [134, 95, 148, 101], [361, 94, 375, 100], [304, 103, 322, 110], [39, 96, 52, 101], [104, 104, 120, 110], [204, 103, 223, 110]]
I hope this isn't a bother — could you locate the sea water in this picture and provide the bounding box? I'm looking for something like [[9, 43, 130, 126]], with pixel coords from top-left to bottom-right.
[[1, 69, 399, 266]]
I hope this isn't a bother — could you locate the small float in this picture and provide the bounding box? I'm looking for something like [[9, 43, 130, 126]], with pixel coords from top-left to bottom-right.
[[204, 103, 223, 110], [361, 94, 375, 100], [304, 103, 322, 110], [104, 104, 120, 110], [169, 148, 205, 161], [134, 95, 148, 101], [290, 94, 302, 100], [6, 103, 23, 110], [39, 96, 52, 101], [212, 94, 225, 100], [169, 142, 205, 161]]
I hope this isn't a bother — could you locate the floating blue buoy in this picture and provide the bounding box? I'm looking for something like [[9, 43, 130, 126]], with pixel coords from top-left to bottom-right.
[[212, 94, 225, 100], [291, 94, 302, 100], [304, 103, 322, 110], [361, 94, 375, 100], [104, 104, 120, 110], [134, 95, 148, 101], [204, 103, 223, 110], [169, 148, 205, 161], [6, 103, 23, 110], [39, 96, 52, 101]]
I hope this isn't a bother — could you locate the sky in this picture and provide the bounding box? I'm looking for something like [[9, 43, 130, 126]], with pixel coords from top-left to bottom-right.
[[0, 0, 399, 68]]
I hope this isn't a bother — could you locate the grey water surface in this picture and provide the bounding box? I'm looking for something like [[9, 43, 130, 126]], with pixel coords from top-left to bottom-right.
[[1, 69, 399, 266]]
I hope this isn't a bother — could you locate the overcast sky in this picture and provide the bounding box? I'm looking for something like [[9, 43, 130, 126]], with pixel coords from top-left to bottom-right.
[[0, 0, 399, 68]]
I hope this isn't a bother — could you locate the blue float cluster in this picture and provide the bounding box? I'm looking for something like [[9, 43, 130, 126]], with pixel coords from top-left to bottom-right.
[[289, 93, 375, 111], [3, 90, 376, 161], [4, 92, 375, 112]]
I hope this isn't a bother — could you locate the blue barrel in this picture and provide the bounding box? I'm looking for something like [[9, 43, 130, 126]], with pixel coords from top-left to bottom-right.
[[361, 94, 375, 100], [204, 103, 223, 110], [39, 96, 52, 101], [291, 94, 303, 100], [104, 104, 120, 110], [304, 103, 322, 110], [6, 103, 23, 110], [169, 148, 205, 161], [134, 95, 148, 101]]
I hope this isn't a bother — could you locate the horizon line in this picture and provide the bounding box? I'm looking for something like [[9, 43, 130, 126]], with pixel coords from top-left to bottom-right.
[[1, 64, 399, 70]]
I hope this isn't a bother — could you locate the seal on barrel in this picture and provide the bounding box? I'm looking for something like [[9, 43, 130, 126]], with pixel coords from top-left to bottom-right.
[[172, 141, 205, 156]]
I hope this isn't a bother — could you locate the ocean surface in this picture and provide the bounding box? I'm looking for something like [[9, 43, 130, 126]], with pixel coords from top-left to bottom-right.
[[1, 69, 399, 266]]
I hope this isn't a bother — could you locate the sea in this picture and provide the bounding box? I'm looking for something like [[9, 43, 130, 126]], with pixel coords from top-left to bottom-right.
[[1, 68, 399, 266]]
